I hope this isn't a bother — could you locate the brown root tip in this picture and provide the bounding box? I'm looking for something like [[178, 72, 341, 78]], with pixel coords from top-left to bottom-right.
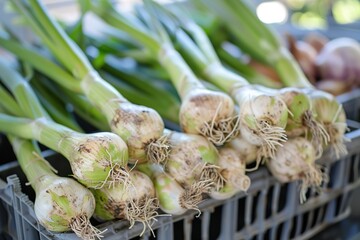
[[199, 113, 241, 146], [70, 214, 106, 240], [180, 181, 210, 216], [94, 164, 131, 189], [326, 122, 349, 159], [146, 135, 171, 164], [200, 164, 226, 192], [257, 119, 288, 159], [125, 197, 160, 237], [303, 110, 330, 158], [299, 164, 327, 204]]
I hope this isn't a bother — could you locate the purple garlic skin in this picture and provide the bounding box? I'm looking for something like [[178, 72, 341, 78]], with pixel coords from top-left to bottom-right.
[[316, 38, 360, 87]]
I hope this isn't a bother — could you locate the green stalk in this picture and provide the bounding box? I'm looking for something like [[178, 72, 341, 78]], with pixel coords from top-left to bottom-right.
[[0, 39, 81, 91], [0, 84, 22, 116], [0, 58, 50, 119], [0, 114, 70, 151], [33, 76, 108, 131], [216, 46, 282, 89], [91, 2, 202, 99], [90, 0, 161, 54], [8, 136, 55, 191], [0, 58, 82, 131], [102, 71, 180, 123], [198, 0, 312, 88], [30, 78, 83, 132], [23, 0, 92, 78], [89, 31, 155, 64]]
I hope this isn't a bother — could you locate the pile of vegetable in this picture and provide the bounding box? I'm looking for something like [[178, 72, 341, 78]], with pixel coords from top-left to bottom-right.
[[288, 33, 360, 96], [0, 0, 352, 239]]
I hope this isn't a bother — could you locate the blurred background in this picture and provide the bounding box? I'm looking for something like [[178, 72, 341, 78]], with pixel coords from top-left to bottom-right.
[[44, 0, 360, 30]]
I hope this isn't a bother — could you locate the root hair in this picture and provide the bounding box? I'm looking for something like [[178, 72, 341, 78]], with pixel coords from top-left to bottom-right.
[[125, 197, 160, 237], [199, 102, 240, 146], [70, 214, 106, 240], [303, 110, 330, 158], [146, 135, 171, 164]]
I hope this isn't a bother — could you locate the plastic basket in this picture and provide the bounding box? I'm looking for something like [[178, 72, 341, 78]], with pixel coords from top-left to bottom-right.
[[1, 91, 360, 240]]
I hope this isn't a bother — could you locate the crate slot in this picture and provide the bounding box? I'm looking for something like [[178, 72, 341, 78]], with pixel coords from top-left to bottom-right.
[[275, 222, 284, 240], [327, 159, 346, 189], [183, 216, 193, 240], [352, 154, 360, 183], [289, 216, 297, 239], [236, 197, 246, 231], [265, 185, 274, 219], [315, 205, 326, 226], [251, 192, 260, 224], [276, 183, 289, 212], [173, 220, 184, 240], [269, 223, 278, 240], [189, 213, 202, 240], [338, 192, 351, 217]]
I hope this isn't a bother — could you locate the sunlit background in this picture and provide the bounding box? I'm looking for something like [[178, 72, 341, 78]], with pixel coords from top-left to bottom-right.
[[43, 0, 360, 30], [255, 0, 360, 28]]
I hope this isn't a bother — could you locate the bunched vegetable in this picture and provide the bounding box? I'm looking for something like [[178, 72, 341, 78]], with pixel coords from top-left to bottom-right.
[[0, 0, 169, 164], [88, 0, 240, 146], [199, 0, 347, 157], [0, 60, 129, 189], [0, 114, 129, 189], [143, 3, 289, 166]]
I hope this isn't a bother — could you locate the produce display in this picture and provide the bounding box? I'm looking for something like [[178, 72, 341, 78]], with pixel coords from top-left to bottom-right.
[[0, 0, 357, 239]]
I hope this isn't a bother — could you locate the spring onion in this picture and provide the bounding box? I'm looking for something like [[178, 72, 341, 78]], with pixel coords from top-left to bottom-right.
[[143, 2, 288, 165], [1, 0, 168, 164], [198, 0, 347, 157], [209, 147, 250, 200], [266, 137, 326, 203], [137, 163, 208, 215], [92, 170, 159, 236], [7, 136, 104, 239], [163, 129, 224, 192], [0, 61, 129, 189], [88, 0, 240, 146]]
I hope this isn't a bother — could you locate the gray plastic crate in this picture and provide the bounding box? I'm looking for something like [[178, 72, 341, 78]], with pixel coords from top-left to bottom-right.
[[1, 91, 360, 240]]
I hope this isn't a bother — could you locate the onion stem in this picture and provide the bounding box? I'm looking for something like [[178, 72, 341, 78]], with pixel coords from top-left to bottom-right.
[[0, 114, 129, 188]]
